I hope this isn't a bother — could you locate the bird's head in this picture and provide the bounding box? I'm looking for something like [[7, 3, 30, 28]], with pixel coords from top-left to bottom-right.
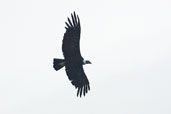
[[83, 60, 92, 65]]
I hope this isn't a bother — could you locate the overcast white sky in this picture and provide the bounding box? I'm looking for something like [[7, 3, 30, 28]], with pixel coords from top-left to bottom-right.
[[0, 0, 171, 114]]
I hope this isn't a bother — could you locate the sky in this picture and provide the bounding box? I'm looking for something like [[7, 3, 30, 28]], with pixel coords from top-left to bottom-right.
[[0, 0, 171, 114]]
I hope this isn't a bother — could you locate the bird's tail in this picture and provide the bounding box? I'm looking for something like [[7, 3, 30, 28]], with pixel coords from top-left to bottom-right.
[[53, 58, 65, 71]]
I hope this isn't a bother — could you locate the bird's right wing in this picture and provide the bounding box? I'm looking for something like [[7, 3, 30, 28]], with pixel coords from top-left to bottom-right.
[[65, 64, 90, 97]]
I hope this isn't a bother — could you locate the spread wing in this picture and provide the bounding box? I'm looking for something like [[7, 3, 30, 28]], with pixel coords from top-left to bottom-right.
[[62, 12, 82, 59], [62, 12, 90, 97], [65, 64, 90, 97]]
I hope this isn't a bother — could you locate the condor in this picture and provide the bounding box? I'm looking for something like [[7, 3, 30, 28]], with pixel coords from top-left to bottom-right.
[[53, 12, 91, 97]]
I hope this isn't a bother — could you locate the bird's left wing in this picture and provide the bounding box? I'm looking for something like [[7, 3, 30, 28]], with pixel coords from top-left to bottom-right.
[[62, 12, 82, 60]]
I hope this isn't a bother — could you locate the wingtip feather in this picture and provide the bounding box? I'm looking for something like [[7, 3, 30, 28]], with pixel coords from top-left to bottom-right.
[[67, 17, 73, 27]]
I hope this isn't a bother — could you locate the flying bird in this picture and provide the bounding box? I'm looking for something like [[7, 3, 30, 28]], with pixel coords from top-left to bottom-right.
[[53, 12, 91, 97]]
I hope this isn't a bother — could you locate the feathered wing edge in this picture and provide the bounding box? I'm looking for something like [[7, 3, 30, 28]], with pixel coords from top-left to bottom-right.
[[76, 83, 90, 97], [71, 77, 90, 97], [65, 12, 80, 30]]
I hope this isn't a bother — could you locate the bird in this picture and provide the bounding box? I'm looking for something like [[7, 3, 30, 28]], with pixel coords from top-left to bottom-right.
[[53, 12, 91, 97]]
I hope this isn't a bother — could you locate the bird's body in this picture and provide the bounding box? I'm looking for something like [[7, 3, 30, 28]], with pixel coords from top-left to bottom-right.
[[53, 12, 91, 97]]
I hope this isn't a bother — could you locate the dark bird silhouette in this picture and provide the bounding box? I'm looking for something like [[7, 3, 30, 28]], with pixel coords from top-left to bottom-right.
[[53, 12, 91, 97]]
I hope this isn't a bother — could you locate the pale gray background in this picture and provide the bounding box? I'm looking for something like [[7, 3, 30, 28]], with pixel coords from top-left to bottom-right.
[[0, 0, 171, 114]]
